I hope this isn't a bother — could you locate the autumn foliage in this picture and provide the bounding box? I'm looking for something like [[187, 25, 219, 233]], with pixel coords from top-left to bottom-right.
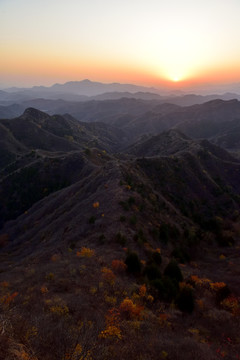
[[221, 295, 240, 316], [77, 247, 95, 258], [99, 308, 122, 340], [1, 291, 18, 306], [119, 298, 144, 320], [93, 202, 100, 208], [111, 259, 127, 273], [101, 267, 116, 285]]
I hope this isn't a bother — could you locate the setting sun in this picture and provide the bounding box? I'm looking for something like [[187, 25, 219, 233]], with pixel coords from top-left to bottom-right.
[[172, 76, 181, 83], [1, 0, 240, 89]]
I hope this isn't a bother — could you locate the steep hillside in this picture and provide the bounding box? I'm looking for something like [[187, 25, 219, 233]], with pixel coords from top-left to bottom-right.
[[20, 99, 240, 151], [175, 99, 240, 138], [0, 108, 80, 154], [0, 104, 24, 118], [2, 98, 240, 153], [125, 129, 191, 156], [0, 108, 128, 170], [0, 109, 128, 227]]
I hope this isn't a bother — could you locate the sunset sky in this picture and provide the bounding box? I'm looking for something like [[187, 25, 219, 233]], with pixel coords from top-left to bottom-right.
[[1, 0, 240, 89]]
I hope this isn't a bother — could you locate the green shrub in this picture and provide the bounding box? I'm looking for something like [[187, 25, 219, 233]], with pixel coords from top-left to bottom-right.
[[84, 148, 91, 155], [217, 234, 235, 247], [125, 252, 141, 274], [129, 215, 137, 225], [176, 286, 194, 313], [171, 247, 190, 263], [98, 234, 106, 245], [125, 174, 134, 187], [115, 232, 127, 246], [128, 196, 135, 205], [119, 201, 130, 211], [216, 284, 231, 305], [151, 278, 164, 293], [164, 260, 183, 283], [150, 251, 162, 266], [133, 229, 146, 246], [89, 216, 96, 224], [144, 264, 161, 281], [159, 223, 180, 244], [159, 223, 169, 244], [151, 277, 178, 302]]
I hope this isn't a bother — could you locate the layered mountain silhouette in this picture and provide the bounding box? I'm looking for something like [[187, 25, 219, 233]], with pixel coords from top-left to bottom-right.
[[1, 80, 240, 112], [1, 108, 240, 249], [0, 98, 234, 152]]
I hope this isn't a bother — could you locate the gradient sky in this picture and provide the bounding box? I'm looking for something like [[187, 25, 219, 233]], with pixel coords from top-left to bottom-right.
[[1, 0, 240, 88]]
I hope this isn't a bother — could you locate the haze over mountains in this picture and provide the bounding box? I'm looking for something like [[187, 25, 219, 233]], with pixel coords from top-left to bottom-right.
[[2, 96, 240, 238], [1, 79, 240, 112]]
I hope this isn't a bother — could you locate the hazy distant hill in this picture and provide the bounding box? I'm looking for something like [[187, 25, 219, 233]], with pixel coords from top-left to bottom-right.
[[0, 103, 24, 118], [21, 98, 161, 123], [2, 79, 240, 110], [3, 79, 158, 98], [35, 79, 158, 96], [2, 97, 240, 153], [92, 91, 162, 101], [163, 92, 240, 106], [172, 99, 240, 149]]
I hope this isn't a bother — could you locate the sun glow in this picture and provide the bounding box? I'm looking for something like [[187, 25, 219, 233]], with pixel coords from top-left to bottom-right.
[[172, 76, 181, 82], [1, 0, 240, 88]]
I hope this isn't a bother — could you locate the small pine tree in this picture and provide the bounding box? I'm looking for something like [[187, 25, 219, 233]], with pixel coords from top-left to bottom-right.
[[151, 251, 162, 266], [215, 284, 231, 305], [125, 252, 141, 274], [151, 277, 178, 302], [144, 264, 161, 281], [164, 260, 183, 283], [176, 286, 194, 313]]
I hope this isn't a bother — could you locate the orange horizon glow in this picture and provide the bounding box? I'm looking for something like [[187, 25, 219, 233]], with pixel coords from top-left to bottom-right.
[[2, 55, 240, 90], [1, 0, 240, 90], [1, 43, 240, 89]]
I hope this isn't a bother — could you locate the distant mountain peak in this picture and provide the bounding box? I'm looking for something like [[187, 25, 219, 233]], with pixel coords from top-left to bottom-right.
[[22, 107, 50, 120], [48, 79, 158, 96], [165, 128, 190, 139], [206, 98, 239, 105], [81, 79, 91, 83]]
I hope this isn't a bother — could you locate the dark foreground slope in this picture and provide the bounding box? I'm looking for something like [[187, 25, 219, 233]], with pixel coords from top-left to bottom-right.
[[0, 109, 240, 360]]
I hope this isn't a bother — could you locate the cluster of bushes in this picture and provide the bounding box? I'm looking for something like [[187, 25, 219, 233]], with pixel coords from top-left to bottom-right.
[[171, 247, 191, 263], [115, 232, 127, 246], [119, 196, 136, 211], [133, 229, 147, 246], [125, 251, 194, 313], [150, 223, 181, 245]]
